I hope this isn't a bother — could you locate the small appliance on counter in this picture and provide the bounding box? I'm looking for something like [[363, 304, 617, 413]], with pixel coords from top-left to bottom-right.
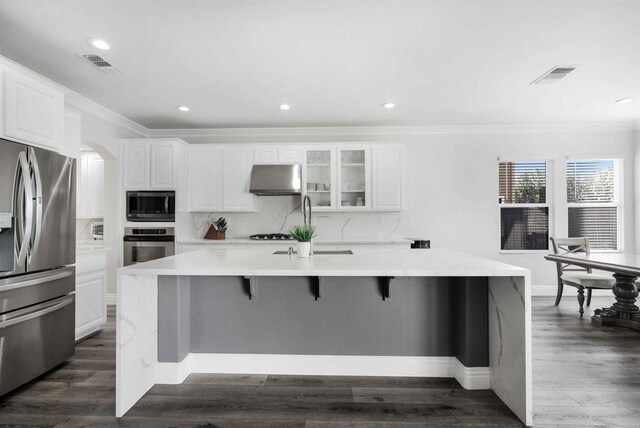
[[90, 222, 104, 240], [126, 191, 175, 222], [123, 227, 175, 266], [408, 239, 431, 249], [249, 233, 294, 240]]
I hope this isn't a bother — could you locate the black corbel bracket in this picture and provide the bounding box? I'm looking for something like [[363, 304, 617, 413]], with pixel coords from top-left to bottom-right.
[[309, 276, 321, 300], [379, 276, 395, 301], [243, 276, 258, 300]]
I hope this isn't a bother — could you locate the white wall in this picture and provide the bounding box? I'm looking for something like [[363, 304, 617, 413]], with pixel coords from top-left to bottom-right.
[[78, 113, 139, 299], [178, 126, 636, 289]]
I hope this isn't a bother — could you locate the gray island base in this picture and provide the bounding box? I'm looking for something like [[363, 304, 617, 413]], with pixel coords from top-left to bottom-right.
[[116, 248, 532, 425]]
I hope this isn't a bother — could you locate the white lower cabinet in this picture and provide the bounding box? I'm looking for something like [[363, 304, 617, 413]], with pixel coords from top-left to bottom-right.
[[75, 250, 107, 341]]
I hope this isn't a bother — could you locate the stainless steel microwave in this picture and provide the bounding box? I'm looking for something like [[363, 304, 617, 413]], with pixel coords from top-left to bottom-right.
[[126, 191, 175, 222]]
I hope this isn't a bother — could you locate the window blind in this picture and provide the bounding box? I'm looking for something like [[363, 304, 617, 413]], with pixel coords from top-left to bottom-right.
[[566, 160, 614, 203], [568, 207, 617, 250], [499, 161, 546, 204], [566, 160, 618, 250], [501, 207, 549, 250]]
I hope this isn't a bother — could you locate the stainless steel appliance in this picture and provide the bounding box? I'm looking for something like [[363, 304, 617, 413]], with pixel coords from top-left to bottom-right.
[[249, 164, 302, 195], [249, 233, 293, 240], [0, 138, 76, 396], [123, 227, 175, 266], [91, 221, 104, 240], [126, 191, 175, 222]]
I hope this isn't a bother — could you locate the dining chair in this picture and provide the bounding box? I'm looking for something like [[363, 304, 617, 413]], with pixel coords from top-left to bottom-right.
[[549, 237, 615, 317]]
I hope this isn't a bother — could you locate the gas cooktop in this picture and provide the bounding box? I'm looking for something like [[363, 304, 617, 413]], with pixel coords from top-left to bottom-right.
[[249, 233, 293, 240]]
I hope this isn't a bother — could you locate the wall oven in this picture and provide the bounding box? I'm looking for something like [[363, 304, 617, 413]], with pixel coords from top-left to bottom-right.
[[123, 227, 175, 266], [126, 191, 175, 222]]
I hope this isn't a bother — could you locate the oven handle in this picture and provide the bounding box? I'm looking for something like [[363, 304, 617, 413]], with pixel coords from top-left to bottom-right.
[[123, 236, 175, 242], [0, 296, 73, 329]]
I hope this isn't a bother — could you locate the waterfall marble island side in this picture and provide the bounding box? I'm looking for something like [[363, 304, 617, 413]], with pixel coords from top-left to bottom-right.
[[117, 247, 532, 425]]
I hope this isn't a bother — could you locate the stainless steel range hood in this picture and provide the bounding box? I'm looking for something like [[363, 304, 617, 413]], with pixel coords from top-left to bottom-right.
[[249, 164, 302, 196]]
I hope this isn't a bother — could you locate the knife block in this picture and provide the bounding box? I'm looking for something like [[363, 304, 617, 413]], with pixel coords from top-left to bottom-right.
[[204, 225, 225, 240]]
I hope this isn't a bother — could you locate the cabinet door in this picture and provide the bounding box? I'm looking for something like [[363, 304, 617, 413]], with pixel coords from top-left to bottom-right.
[[278, 146, 302, 164], [222, 147, 256, 212], [123, 142, 150, 189], [337, 146, 370, 210], [254, 146, 277, 164], [303, 147, 336, 210], [88, 154, 105, 218], [189, 145, 222, 211], [372, 146, 403, 211], [75, 270, 107, 341], [3, 70, 64, 150], [150, 142, 177, 189], [76, 153, 90, 218]]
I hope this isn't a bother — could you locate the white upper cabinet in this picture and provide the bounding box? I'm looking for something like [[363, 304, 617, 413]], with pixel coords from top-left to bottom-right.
[[337, 146, 371, 210], [150, 142, 177, 189], [254, 145, 302, 165], [122, 139, 180, 190], [254, 147, 277, 164], [1, 69, 64, 151], [371, 145, 404, 211], [303, 147, 336, 211], [278, 146, 302, 164], [77, 151, 105, 219], [123, 141, 150, 189], [188, 145, 255, 212], [188, 145, 222, 212], [222, 147, 256, 212]]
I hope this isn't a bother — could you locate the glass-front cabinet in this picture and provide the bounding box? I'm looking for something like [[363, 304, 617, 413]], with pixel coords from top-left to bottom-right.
[[338, 147, 370, 209], [304, 148, 336, 210], [302, 146, 371, 211]]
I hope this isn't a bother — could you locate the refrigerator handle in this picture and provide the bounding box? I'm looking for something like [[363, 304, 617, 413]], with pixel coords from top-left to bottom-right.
[[28, 148, 43, 258], [16, 152, 34, 267]]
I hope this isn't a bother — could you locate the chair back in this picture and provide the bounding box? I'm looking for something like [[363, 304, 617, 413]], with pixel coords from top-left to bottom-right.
[[549, 237, 592, 276]]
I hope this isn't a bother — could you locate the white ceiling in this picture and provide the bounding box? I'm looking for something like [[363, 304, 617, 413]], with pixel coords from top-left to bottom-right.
[[1, 0, 639, 129]]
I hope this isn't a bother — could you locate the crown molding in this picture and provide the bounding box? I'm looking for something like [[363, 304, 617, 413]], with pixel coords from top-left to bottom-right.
[[145, 121, 636, 142], [65, 92, 148, 137]]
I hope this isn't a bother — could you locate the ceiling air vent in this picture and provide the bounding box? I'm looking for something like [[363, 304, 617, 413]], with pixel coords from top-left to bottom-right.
[[79, 54, 121, 74], [530, 66, 577, 85]]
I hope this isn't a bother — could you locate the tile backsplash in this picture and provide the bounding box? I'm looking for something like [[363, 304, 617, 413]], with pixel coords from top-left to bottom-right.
[[177, 196, 405, 240]]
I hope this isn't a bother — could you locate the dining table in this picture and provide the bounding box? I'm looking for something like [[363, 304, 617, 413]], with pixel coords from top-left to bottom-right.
[[544, 252, 640, 331]]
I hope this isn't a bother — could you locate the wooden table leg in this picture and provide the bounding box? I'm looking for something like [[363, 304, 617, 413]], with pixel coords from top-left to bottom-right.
[[592, 273, 640, 331]]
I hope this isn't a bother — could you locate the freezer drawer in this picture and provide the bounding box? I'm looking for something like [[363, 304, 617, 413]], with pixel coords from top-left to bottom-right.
[[0, 267, 74, 314], [0, 295, 75, 396]]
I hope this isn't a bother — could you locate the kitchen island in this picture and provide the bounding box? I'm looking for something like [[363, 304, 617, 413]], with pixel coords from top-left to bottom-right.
[[116, 247, 532, 425]]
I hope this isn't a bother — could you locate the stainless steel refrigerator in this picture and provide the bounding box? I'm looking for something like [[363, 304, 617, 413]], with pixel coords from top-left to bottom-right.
[[0, 137, 76, 396]]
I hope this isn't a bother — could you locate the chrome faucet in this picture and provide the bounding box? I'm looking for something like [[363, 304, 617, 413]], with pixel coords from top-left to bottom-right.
[[303, 194, 312, 227]]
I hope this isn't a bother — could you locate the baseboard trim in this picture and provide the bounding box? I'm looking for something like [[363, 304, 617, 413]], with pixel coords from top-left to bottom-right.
[[155, 353, 491, 390], [106, 293, 117, 306]]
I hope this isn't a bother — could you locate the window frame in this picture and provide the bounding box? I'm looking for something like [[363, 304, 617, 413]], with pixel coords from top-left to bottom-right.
[[498, 158, 553, 254], [565, 158, 623, 253]]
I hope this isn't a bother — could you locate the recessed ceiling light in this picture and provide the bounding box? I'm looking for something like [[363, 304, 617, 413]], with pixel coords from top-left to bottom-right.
[[615, 98, 633, 104], [87, 38, 110, 50], [176, 105, 190, 112], [382, 102, 395, 109], [279, 104, 291, 110]]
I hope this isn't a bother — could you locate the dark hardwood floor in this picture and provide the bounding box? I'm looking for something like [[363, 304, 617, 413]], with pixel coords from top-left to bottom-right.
[[1, 297, 638, 427]]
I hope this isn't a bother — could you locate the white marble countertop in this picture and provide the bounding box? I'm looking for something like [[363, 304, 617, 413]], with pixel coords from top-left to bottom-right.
[[177, 238, 412, 245], [119, 247, 529, 278]]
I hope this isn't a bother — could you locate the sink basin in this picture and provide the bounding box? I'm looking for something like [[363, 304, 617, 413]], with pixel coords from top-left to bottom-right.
[[273, 250, 353, 255]]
